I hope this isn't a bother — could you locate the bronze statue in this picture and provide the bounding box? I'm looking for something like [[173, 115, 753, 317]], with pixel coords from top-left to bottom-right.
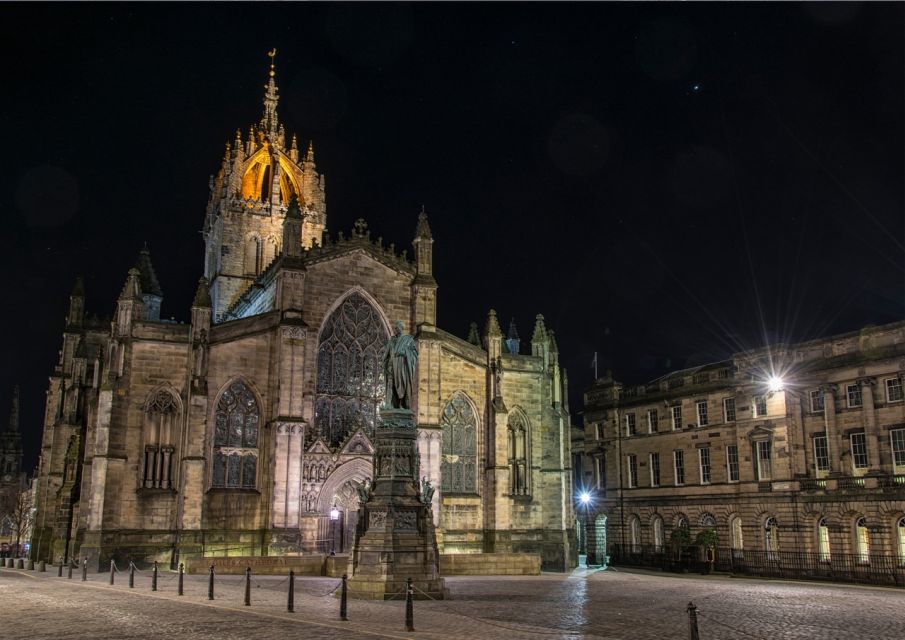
[[382, 320, 417, 410]]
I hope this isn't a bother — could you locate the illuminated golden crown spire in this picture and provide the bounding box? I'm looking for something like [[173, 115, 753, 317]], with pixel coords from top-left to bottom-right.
[[261, 48, 280, 136]]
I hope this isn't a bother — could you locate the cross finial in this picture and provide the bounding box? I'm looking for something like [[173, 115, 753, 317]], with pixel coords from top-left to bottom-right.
[[268, 48, 277, 77]]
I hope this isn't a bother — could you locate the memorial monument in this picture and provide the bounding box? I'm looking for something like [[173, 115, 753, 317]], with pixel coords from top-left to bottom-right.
[[347, 321, 446, 599]]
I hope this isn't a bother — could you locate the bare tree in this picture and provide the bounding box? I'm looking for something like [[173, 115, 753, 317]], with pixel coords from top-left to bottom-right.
[[1, 488, 33, 556]]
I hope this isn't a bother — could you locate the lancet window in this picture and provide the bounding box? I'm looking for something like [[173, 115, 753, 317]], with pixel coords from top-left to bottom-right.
[[314, 293, 387, 448], [142, 390, 179, 489], [212, 381, 259, 489], [441, 393, 477, 494], [508, 411, 530, 496]]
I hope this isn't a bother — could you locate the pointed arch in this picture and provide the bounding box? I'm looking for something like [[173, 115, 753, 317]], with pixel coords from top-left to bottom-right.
[[140, 385, 182, 489], [440, 391, 478, 494], [316, 458, 372, 512], [210, 377, 263, 489], [244, 233, 263, 275], [507, 406, 531, 496], [315, 290, 389, 448]]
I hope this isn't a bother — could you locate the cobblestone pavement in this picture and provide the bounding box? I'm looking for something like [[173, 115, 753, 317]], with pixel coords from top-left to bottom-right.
[[1, 565, 904, 639]]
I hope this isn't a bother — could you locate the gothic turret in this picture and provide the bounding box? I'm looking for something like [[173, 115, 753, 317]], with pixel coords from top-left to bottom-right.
[[0, 386, 23, 478], [411, 207, 437, 327], [506, 318, 520, 355], [282, 194, 304, 258], [67, 276, 85, 328], [115, 267, 143, 337], [466, 322, 481, 347], [135, 246, 163, 321], [484, 309, 503, 360]]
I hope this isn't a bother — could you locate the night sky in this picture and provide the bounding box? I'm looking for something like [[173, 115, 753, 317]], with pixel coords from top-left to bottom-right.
[[2, 3, 903, 471]]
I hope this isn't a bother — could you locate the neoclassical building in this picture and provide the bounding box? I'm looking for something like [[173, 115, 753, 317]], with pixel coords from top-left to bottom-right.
[[31, 60, 575, 570], [578, 320, 905, 577]]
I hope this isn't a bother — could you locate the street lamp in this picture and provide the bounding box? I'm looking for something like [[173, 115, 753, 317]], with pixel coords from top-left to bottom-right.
[[767, 375, 785, 392], [330, 505, 340, 556]]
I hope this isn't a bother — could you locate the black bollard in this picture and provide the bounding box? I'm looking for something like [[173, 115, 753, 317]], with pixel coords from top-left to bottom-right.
[[67, 560, 73, 579], [81, 558, 87, 582], [340, 573, 348, 621], [152, 561, 158, 592], [129, 563, 135, 588], [405, 577, 414, 632], [178, 563, 184, 596], [57, 557, 63, 577], [109, 560, 115, 585], [287, 570, 294, 612], [39, 560, 46, 572], [244, 567, 251, 606], [27, 558, 34, 571], [208, 565, 215, 600], [687, 602, 700, 640]]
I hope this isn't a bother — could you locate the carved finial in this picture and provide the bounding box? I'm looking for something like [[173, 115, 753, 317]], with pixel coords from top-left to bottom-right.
[[305, 140, 315, 163], [261, 50, 280, 134], [485, 309, 502, 338], [353, 218, 368, 237], [267, 47, 277, 77], [466, 322, 481, 346], [531, 314, 547, 344], [414, 206, 432, 240], [192, 277, 212, 308]]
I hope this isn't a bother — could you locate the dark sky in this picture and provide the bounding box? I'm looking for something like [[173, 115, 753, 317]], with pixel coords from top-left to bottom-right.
[[1, 3, 903, 471]]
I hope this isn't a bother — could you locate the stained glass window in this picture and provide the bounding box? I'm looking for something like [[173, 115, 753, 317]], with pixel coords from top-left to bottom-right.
[[212, 381, 259, 489], [315, 293, 387, 448], [441, 393, 477, 493]]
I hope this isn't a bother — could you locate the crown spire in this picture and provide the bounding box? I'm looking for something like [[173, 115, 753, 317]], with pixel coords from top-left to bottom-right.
[[261, 48, 280, 136], [7, 385, 19, 434]]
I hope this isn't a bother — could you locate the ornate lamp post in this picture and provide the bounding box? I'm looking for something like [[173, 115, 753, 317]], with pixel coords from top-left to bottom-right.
[[330, 505, 340, 556]]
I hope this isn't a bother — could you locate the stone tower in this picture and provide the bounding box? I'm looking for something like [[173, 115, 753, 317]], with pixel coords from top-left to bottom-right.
[[0, 386, 22, 480], [203, 53, 327, 321]]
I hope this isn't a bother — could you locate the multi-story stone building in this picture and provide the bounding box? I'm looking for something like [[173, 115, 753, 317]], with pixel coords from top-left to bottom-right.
[[578, 321, 905, 576], [30, 58, 576, 571]]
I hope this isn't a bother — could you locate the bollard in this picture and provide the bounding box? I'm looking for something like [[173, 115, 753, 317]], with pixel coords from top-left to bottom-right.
[[404, 577, 414, 632], [27, 558, 34, 571], [129, 562, 135, 588], [244, 567, 251, 606], [152, 561, 158, 592], [58, 557, 63, 577], [17, 558, 24, 569], [687, 602, 700, 640], [67, 560, 73, 579], [178, 563, 184, 596], [287, 570, 294, 612], [109, 560, 115, 585], [39, 560, 46, 572], [340, 573, 348, 621], [81, 558, 88, 582], [208, 565, 215, 600]]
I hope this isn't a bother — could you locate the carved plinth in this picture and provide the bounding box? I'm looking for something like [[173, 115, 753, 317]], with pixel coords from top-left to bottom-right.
[[347, 407, 446, 599]]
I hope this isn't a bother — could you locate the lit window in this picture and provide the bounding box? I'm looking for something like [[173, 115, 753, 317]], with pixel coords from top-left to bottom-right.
[[855, 517, 870, 564], [625, 413, 636, 437], [652, 516, 664, 552], [627, 454, 638, 488], [647, 410, 659, 433], [699, 448, 711, 484], [753, 395, 768, 417], [731, 516, 744, 556], [886, 377, 904, 403], [756, 441, 772, 481], [649, 452, 660, 487], [891, 429, 905, 470], [629, 516, 641, 554], [850, 432, 869, 469], [671, 405, 683, 430], [817, 517, 831, 562], [673, 450, 685, 486], [700, 513, 716, 528], [212, 381, 260, 489], [726, 445, 740, 482], [696, 401, 708, 427], [723, 397, 736, 422], [814, 434, 830, 472], [764, 517, 779, 558], [846, 384, 862, 408], [809, 389, 825, 413]]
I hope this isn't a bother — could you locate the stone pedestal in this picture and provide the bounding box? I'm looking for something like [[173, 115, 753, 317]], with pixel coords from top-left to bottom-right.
[[347, 407, 446, 599]]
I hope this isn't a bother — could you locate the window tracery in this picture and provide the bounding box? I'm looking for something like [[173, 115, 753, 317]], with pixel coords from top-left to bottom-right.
[[212, 381, 259, 489], [441, 393, 477, 494], [508, 411, 529, 495], [314, 293, 387, 448]]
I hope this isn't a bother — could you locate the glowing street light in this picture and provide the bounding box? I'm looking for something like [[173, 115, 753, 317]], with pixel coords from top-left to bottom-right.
[[330, 505, 340, 556], [579, 491, 591, 506], [767, 375, 785, 392]]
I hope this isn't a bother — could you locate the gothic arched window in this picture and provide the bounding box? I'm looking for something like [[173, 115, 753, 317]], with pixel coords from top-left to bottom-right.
[[212, 381, 259, 489], [142, 390, 179, 489], [315, 293, 388, 448], [508, 411, 529, 496], [441, 393, 477, 494]]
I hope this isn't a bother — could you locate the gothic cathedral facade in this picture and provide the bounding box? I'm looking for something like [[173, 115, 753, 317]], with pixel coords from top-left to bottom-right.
[[31, 61, 576, 571]]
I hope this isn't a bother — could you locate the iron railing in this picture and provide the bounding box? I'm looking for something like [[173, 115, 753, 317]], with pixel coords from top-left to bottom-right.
[[609, 544, 905, 587]]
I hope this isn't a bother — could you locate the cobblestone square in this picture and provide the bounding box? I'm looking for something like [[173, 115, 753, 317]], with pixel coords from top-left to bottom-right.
[[2, 566, 903, 639]]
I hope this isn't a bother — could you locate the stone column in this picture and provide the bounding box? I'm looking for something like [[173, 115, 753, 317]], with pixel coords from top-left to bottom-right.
[[821, 385, 839, 474], [859, 378, 880, 470]]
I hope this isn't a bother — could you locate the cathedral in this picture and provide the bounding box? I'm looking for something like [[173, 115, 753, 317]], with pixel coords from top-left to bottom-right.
[[30, 58, 576, 571]]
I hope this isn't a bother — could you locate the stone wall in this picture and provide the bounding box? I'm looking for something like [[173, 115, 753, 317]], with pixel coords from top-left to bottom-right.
[[439, 552, 541, 575]]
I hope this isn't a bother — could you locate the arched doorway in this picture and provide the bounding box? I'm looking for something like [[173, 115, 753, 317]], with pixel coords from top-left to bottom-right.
[[316, 458, 371, 555], [590, 514, 607, 566]]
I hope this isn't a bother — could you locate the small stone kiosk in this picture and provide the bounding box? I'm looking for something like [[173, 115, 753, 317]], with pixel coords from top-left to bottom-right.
[[347, 321, 446, 600]]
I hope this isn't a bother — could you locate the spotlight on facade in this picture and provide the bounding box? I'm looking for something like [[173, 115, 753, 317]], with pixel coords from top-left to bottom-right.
[[767, 375, 785, 392], [579, 491, 591, 505], [330, 506, 340, 520]]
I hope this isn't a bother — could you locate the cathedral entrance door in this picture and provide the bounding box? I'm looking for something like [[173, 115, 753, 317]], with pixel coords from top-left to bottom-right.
[[331, 479, 362, 554]]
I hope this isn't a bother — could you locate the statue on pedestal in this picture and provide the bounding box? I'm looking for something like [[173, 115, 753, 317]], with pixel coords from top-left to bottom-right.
[[382, 320, 417, 410]]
